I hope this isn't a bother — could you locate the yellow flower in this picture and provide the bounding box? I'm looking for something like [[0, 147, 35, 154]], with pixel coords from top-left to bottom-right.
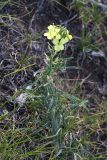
[[44, 25, 61, 40], [48, 25, 60, 33], [68, 34, 73, 40], [65, 30, 73, 40], [53, 38, 59, 45], [44, 32, 55, 40], [54, 44, 64, 52], [60, 37, 69, 45], [48, 25, 54, 30]]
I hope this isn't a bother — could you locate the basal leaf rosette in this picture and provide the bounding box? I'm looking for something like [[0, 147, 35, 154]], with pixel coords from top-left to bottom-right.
[[44, 25, 73, 52]]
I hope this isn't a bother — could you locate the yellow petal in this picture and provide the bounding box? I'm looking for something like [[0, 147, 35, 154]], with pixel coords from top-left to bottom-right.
[[60, 37, 69, 45], [59, 45, 64, 50], [54, 28, 60, 33], [53, 38, 59, 45], [68, 35, 73, 40], [50, 31, 57, 38], [44, 32, 48, 37], [48, 25, 54, 30], [67, 30, 69, 34], [54, 44, 64, 52], [47, 34, 54, 40]]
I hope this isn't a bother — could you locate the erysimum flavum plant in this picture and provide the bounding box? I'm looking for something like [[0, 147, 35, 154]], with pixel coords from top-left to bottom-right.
[[42, 25, 73, 148], [44, 24, 73, 52]]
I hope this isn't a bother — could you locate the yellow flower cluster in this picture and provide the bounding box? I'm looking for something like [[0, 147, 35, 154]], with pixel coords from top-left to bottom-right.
[[44, 25, 73, 52]]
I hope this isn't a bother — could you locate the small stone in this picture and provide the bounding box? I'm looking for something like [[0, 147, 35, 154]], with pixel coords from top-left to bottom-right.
[[26, 85, 32, 90], [91, 51, 105, 58], [15, 93, 28, 107]]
